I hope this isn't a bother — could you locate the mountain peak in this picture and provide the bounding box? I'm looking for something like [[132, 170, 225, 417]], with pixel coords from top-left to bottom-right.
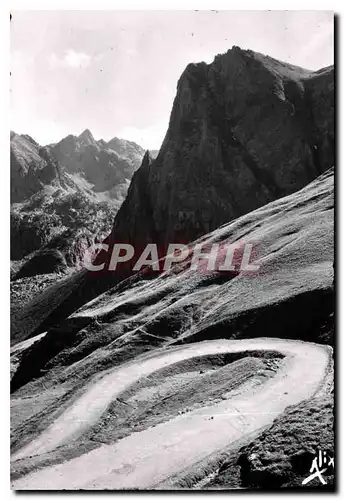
[[78, 129, 95, 145], [142, 150, 153, 165]]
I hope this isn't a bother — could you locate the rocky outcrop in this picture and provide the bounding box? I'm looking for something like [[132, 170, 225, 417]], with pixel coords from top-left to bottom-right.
[[111, 47, 334, 250]]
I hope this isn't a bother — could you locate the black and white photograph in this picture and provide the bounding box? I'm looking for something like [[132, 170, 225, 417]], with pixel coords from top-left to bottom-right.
[[9, 8, 335, 491]]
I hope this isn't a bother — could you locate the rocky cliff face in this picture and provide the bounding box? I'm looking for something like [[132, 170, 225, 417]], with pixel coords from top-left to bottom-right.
[[111, 47, 334, 249]]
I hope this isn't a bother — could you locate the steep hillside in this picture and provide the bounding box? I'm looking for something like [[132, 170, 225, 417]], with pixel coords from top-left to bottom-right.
[[11, 167, 333, 349], [11, 169, 334, 488]]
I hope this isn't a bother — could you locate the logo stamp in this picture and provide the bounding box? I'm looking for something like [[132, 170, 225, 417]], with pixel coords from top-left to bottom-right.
[[302, 450, 334, 486]]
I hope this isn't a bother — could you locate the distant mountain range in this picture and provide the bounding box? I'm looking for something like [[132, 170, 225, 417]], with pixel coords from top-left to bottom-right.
[[11, 129, 146, 203], [10, 130, 150, 278]]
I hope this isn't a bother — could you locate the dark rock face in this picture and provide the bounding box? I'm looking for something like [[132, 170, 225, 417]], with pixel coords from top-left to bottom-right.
[[111, 47, 334, 249]]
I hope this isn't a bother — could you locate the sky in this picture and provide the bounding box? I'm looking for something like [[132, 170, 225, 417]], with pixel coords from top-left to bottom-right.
[[10, 10, 334, 150]]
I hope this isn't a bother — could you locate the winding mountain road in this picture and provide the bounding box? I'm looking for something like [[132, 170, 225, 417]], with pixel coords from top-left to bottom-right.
[[12, 338, 331, 490]]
